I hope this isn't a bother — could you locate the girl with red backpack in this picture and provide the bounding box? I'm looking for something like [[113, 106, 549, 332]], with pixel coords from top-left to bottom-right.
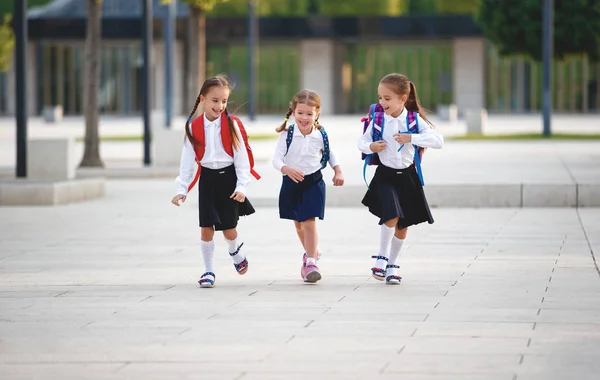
[[358, 73, 444, 285], [171, 75, 259, 288], [273, 90, 345, 284]]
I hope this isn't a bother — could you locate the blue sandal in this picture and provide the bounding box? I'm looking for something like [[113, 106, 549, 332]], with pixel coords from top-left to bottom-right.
[[230, 243, 248, 275], [385, 265, 402, 285], [198, 272, 215, 288], [371, 255, 388, 281]]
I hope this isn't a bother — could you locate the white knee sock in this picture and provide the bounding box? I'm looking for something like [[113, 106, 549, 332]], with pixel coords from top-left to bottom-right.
[[200, 240, 215, 275], [375, 224, 395, 268], [388, 236, 405, 267], [225, 236, 245, 264]]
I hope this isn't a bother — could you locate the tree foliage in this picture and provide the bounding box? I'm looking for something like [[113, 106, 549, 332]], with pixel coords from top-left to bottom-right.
[[0, 15, 14, 72], [478, 0, 600, 61]]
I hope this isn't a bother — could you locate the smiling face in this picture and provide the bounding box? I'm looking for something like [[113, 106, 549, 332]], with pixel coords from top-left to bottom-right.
[[200, 85, 229, 121], [378, 83, 408, 118], [293, 103, 318, 130]]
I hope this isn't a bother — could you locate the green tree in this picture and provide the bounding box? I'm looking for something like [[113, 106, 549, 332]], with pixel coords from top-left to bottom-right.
[[408, 0, 437, 14], [478, 0, 600, 61], [80, 0, 104, 167], [169, 0, 230, 106], [435, 0, 480, 15], [0, 15, 14, 73], [0, 0, 52, 16], [319, 0, 408, 16], [0, 0, 52, 74], [209, 0, 309, 17]]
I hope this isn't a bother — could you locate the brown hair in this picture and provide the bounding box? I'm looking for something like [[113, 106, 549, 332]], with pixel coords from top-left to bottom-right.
[[276, 89, 323, 133], [185, 75, 240, 151], [380, 73, 433, 128]]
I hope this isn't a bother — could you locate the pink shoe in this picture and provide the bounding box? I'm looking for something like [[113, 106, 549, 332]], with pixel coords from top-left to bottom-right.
[[301, 263, 322, 283]]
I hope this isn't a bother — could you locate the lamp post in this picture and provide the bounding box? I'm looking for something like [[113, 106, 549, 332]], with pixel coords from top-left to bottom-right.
[[14, 0, 28, 177], [542, 0, 553, 137]]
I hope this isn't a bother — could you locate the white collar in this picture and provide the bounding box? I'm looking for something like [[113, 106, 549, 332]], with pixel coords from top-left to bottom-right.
[[204, 113, 221, 127], [384, 107, 408, 122], [292, 124, 318, 137]]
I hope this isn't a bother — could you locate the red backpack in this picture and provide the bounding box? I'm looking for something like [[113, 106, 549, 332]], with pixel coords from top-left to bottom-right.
[[187, 114, 261, 192]]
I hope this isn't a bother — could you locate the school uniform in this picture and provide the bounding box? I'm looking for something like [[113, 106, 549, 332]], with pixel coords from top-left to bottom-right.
[[176, 114, 255, 230], [358, 108, 444, 229], [273, 125, 339, 222]]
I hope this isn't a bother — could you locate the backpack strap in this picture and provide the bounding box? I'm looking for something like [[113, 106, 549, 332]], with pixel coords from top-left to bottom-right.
[[187, 116, 205, 193], [363, 109, 385, 188], [319, 127, 329, 170], [285, 124, 294, 155], [230, 115, 261, 180], [286, 124, 330, 170], [406, 111, 424, 186]]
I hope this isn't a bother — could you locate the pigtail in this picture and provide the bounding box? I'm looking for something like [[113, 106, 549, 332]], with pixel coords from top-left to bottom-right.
[[276, 107, 293, 133], [406, 81, 434, 128], [314, 116, 322, 130], [224, 107, 241, 151], [185, 95, 202, 147]]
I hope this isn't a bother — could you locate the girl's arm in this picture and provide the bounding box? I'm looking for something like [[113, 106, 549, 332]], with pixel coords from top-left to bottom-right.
[[328, 148, 340, 170], [272, 131, 288, 173], [232, 121, 251, 196], [357, 120, 375, 154], [175, 128, 196, 196], [411, 115, 444, 149]]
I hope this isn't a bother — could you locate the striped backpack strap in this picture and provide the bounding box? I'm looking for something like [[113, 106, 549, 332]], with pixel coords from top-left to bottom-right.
[[362, 104, 386, 188], [406, 111, 424, 186]]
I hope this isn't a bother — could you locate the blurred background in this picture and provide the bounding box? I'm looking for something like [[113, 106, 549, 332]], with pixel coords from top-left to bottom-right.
[[1, 0, 598, 119]]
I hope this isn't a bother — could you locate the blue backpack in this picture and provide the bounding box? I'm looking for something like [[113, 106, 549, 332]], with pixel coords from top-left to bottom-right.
[[360, 103, 425, 187], [285, 124, 330, 170]]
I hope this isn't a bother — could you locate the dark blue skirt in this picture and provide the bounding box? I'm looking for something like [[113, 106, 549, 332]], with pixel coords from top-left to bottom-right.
[[279, 170, 325, 222]]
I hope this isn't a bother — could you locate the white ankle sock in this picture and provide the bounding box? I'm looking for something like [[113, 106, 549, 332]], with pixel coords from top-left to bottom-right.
[[225, 237, 245, 264], [375, 224, 394, 268], [200, 240, 215, 275], [388, 236, 405, 267]]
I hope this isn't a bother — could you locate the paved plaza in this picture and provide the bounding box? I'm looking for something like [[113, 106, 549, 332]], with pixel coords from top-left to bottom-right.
[[1, 113, 600, 378], [1, 179, 600, 379]]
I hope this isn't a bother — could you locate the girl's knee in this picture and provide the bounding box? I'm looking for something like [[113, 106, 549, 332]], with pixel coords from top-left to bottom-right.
[[294, 221, 303, 231], [384, 218, 398, 228], [301, 218, 317, 229], [200, 227, 215, 241], [222, 228, 237, 240], [395, 227, 408, 238]]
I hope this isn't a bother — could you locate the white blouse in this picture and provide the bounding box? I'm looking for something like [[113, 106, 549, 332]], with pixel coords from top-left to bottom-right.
[[175, 114, 251, 196], [357, 108, 444, 169]]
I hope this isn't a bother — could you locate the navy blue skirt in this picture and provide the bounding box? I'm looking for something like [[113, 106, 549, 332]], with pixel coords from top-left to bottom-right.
[[279, 170, 325, 222], [362, 164, 433, 229]]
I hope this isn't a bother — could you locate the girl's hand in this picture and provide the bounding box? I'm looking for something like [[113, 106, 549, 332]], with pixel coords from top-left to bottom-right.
[[393, 133, 412, 144], [332, 169, 344, 187], [282, 166, 304, 183], [369, 141, 387, 153], [171, 194, 186, 206], [230, 191, 246, 203]]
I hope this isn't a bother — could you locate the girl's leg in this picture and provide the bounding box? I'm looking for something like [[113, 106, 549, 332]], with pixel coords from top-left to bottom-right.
[[386, 227, 407, 284], [296, 220, 321, 262], [222, 228, 248, 274], [302, 218, 318, 260], [372, 218, 398, 280], [199, 227, 216, 287], [294, 221, 307, 252]]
